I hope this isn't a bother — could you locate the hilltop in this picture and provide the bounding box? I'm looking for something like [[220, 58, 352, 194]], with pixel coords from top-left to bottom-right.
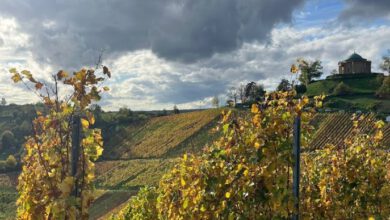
[[306, 74, 389, 114]]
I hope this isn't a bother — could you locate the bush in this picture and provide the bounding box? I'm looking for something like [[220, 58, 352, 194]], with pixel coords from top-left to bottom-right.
[[5, 155, 17, 169], [333, 82, 352, 96], [1, 130, 15, 150], [294, 84, 307, 94], [376, 76, 390, 98]]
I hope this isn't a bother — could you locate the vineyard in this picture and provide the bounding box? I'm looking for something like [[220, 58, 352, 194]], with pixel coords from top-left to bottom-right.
[[103, 109, 221, 159], [0, 107, 389, 218], [310, 113, 390, 149]]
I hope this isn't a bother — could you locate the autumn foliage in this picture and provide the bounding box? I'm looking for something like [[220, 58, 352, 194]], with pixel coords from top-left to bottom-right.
[[112, 91, 389, 219], [10, 67, 110, 219]]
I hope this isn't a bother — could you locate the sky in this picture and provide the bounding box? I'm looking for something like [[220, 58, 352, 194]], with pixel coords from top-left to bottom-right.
[[0, 0, 389, 110]]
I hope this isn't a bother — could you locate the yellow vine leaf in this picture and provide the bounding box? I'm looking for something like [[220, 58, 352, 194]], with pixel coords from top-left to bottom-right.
[[181, 178, 186, 187], [81, 118, 89, 129], [59, 176, 74, 197], [11, 73, 22, 83]]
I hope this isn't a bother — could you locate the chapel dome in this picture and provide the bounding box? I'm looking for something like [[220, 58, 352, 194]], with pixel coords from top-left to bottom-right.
[[345, 52, 365, 62]]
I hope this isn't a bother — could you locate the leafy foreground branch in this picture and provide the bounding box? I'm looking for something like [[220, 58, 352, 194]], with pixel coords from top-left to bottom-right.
[[10, 67, 111, 219], [112, 91, 389, 220]]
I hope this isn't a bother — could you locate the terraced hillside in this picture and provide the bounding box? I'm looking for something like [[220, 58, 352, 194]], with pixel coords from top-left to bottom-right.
[[89, 109, 222, 219], [309, 113, 390, 150], [1, 109, 388, 219], [103, 109, 222, 159], [0, 109, 223, 219]]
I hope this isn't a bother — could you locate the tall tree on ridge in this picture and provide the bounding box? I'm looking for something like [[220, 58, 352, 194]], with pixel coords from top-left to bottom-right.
[[297, 58, 323, 86]]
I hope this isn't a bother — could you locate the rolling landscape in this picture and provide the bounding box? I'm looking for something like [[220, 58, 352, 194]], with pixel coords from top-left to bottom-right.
[[0, 0, 390, 219], [0, 73, 389, 218]]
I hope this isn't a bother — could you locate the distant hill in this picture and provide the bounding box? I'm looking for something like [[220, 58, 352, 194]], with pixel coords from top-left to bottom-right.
[[306, 74, 389, 113], [103, 109, 222, 159]]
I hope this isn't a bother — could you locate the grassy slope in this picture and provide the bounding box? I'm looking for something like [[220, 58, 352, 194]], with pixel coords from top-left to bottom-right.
[[306, 75, 383, 96], [306, 75, 389, 113]]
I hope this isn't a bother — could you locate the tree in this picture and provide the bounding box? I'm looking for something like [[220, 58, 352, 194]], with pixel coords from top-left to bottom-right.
[[5, 155, 17, 168], [226, 99, 235, 107], [277, 79, 292, 91], [1, 98, 6, 106], [380, 50, 390, 74], [161, 109, 168, 116], [376, 76, 390, 98], [173, 105, 180, 114], [1, 130, 15, 150], [244, 82, 266, 102], [294, 84, 307, 94], [211, 96, 220, 108], [227, 87, 238, 105], [297, 59, 323, 86], [238, 84, 246, 103], [10, 66, 110, 219]]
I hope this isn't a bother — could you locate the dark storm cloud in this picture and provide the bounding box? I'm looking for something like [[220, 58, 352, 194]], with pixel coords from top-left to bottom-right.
[[340, 0, 390, 20], [0, 0, 304, 67]]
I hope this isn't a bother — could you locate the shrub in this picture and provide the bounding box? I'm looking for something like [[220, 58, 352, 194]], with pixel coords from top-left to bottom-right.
[[333, 82, 352, 96], [5, 155, 17, 169], [1, 130, 15, 150], [294, 84, 307, 94], [376, 76, 390, 98]]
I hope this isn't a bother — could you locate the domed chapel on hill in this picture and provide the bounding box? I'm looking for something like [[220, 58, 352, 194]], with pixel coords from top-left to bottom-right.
[[338, 52, 371, 74]]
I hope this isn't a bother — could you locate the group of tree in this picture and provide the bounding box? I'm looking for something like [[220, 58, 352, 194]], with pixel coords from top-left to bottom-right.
[[225, 82, 266, 106], [380, 49, 390, 74]]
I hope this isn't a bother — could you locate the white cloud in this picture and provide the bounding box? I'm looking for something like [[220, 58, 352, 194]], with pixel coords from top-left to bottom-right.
[[1, 15, 389, 111]]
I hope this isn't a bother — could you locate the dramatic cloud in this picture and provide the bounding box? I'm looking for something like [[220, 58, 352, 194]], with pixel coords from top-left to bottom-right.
[[0, 0, 304, 68], [340, 0, 390, 21], [1, 0, 389, 110], [99, 25, 390, 110]]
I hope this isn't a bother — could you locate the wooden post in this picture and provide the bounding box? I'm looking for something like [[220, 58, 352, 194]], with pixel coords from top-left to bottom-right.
[[71, 114, 81, 197], [292, 116, 301, 220]]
